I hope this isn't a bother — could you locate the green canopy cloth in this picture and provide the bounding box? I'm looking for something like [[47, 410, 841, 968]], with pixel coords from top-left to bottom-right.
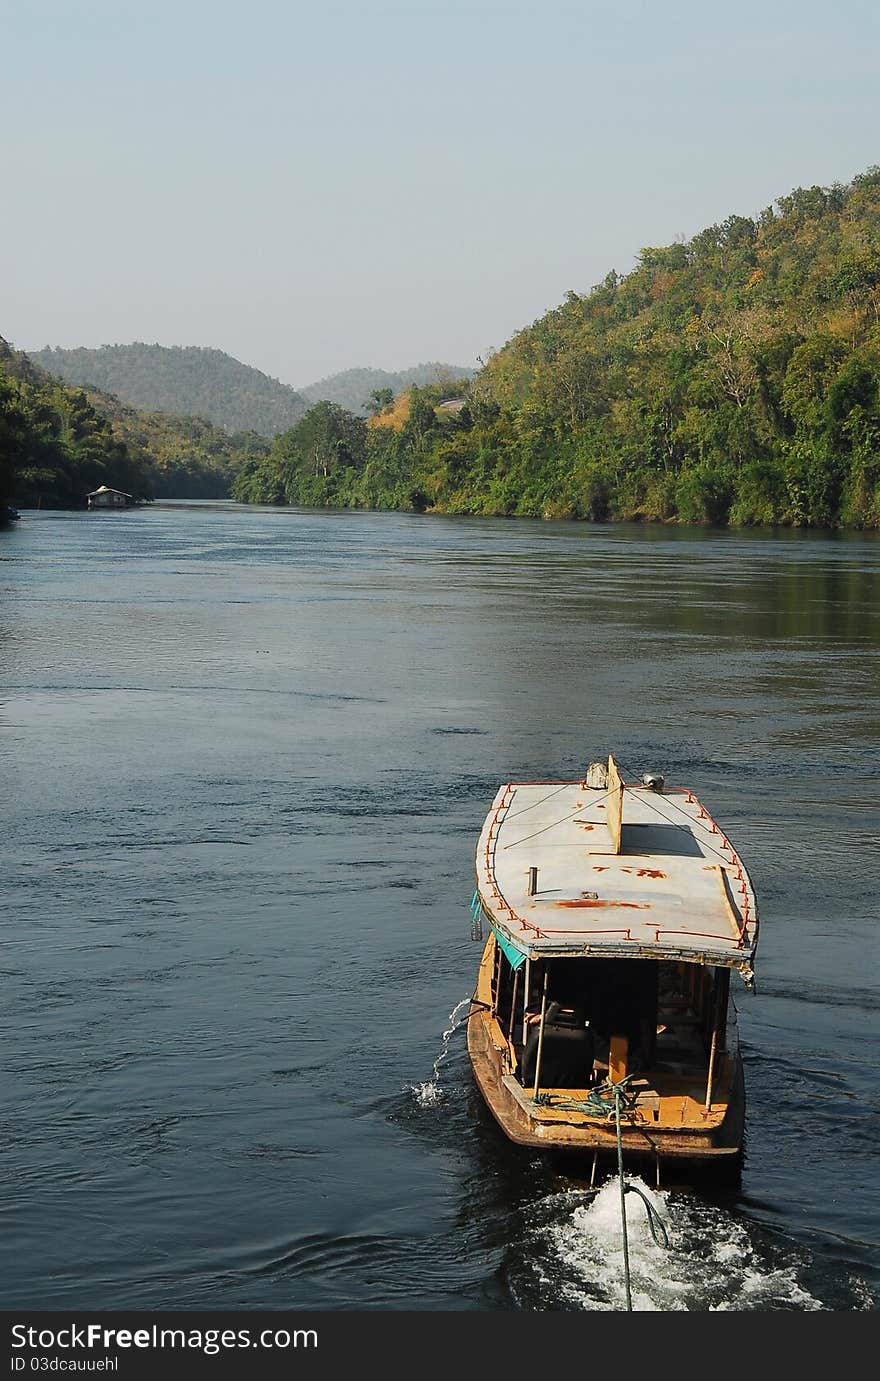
[[491, 923, 527, 971]]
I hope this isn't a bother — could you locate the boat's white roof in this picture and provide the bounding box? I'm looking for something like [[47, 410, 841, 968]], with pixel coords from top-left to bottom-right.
[[476, 779, 759, 979]]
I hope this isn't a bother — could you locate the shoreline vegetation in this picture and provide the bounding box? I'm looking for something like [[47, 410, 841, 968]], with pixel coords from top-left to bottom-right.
[[231, 169, 880, 531], [3, 168, 879, 530], [0, 337, 271, 509]]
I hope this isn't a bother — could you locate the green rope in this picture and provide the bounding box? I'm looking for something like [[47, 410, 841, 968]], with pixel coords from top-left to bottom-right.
[[534, 1074, 639, 1119], [624, 1182, 670, 1251], [534, 1076, 671, 1306], [613, 1083, 633, 1312]]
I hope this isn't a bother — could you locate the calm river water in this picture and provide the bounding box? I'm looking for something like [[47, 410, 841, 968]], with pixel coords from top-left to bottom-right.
[[1, 502, 878, 1311]]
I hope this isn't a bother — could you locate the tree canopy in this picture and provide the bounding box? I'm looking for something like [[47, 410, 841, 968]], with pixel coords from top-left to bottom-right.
[[0, 338, 266, 507], [10, 167, 880, 528], [1, 337, 152, 508]]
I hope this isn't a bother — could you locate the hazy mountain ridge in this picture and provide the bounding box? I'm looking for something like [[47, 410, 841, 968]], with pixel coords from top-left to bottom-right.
[[27, 343, 309, 437], [299, 362, 475, 414], [27, 344, 475, 432], [1, 336, 265, 504]]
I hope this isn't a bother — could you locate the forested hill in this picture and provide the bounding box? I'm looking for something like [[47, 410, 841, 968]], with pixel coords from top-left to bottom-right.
[[464, 168, 880, 527], [27, 343, 308, 437], [0, 336, 266, 507], [1, 336, 153, 508], [79, 388, 269, 499], [300, 362, 475, 414], [234, 166, 880, 528]]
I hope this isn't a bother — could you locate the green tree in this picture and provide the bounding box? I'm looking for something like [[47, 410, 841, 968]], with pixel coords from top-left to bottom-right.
[[365, 387, 394, 416]]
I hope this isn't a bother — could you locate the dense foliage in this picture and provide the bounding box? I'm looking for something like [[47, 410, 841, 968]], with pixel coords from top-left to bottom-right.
[[300, 362, 475, 415], [28, 343, 309, 437], [236, 169, 880, 528], [12, 168, 880, 527], [0, 338, 152, 509], [1, 339, 264, 507], [231, 390, 466, 511], [81, 388, 269, 499]]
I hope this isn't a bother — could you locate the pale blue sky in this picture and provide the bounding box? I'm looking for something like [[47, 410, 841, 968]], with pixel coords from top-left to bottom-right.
[[2, 0, 878, 385]]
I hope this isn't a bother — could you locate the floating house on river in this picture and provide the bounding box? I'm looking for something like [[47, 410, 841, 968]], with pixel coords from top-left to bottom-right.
[[87, 485, 134, 510]]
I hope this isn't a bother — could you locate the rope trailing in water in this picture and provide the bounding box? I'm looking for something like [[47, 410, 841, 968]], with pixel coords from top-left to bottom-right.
[[624, 1182, 669, 1251], [535, 1078, 670, 1308], [613, 1082, 633, 1312]]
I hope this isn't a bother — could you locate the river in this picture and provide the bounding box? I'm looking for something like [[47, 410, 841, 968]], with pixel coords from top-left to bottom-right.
[[1, 502, 878, 1311]]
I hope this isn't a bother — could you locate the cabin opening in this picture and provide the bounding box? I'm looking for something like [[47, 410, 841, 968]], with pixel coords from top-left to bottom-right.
[[490, 947, 732, 1093]]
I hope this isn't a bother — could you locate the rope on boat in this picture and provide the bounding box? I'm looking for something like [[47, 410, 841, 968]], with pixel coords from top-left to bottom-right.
[[500, 782, 619, 850], [452, 1004, 671, 1306], [612, 1080, 674, 1307], [615, 754, 745, 871], [534, 1074, 640, 1120]]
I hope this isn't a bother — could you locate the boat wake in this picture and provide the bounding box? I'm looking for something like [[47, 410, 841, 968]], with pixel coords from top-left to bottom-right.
[[506, 1178, 862, 1311], [408, 995, 473, 1107]]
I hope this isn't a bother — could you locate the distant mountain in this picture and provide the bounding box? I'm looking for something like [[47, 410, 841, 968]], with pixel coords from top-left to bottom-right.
[[299, 363, 476, 415], [27, 343, 309, 437]]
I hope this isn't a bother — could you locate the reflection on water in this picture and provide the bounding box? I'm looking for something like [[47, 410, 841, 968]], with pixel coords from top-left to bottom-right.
[[1, 503, 877, 1310]]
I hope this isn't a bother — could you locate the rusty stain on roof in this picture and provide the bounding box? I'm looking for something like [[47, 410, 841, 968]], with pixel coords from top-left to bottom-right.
[[556, 899, 650, 910], [475, 776, 759, 973]]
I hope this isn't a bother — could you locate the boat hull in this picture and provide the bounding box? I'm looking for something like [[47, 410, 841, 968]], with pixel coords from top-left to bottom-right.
[[467, 1007, 745, 1166]]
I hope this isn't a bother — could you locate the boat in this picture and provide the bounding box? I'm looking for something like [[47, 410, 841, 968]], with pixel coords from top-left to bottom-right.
[[467, 755, 759, 1175]]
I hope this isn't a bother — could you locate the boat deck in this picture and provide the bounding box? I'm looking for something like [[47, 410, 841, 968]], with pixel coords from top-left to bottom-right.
[[501, 1065, 735, 1131]]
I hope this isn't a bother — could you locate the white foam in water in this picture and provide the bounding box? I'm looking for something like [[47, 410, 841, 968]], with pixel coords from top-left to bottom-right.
[[517, 1178, 827, 1311], [409, 995, 472, 1107], [411, 1080, 443, 1108]]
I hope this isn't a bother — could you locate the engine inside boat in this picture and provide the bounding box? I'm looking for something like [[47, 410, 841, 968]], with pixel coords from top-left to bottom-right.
[[491, 949, 733, 1095]]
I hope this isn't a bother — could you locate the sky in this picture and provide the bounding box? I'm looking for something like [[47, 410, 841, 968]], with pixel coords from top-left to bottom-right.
[[2, 0, 879, 387]]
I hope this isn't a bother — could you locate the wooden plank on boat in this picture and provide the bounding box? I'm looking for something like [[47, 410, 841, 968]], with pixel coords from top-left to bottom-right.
[[609, 1034, 629, 1083], [714, 865, 745, 940], [606, 753, 624, 854]]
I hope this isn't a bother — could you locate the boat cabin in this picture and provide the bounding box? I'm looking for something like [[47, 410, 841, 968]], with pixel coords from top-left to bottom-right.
[[486, 949, 732, 1110]]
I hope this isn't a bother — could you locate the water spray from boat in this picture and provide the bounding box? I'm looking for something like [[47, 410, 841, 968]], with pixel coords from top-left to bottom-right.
[[410, 994, 475, 1107]]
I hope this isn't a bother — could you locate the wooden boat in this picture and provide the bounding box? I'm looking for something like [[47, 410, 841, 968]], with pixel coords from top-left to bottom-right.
[[467, 755, 759, 1173]]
